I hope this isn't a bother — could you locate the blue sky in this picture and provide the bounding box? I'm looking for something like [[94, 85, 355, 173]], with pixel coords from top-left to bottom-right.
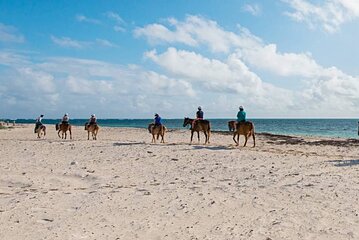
[[1, 0, 359, 119]]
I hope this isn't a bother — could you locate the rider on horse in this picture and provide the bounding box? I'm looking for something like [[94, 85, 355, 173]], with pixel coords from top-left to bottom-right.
[[192, 106, 204, 129], [89, 114, 97, 125], [34, 114, 44, 133], [154, 113, 162, 127], [62, 113, 69, 125], [237, 106, 246, 128]]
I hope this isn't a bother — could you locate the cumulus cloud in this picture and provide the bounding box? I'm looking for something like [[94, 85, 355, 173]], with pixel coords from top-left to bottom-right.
[[0, 51, 197, 118], [136, 15, 359, 117], [282, 0, 359, 33], [0, 23, 25, 43]]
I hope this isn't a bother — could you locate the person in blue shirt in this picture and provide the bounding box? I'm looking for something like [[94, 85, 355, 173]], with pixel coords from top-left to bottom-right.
[[237, 106, 246, 128], [192, 106, 204, 129], [154, 113, 162, 127]]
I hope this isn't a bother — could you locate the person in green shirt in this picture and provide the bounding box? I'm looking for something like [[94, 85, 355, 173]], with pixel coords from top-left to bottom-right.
[[237, 106, 246, 128]]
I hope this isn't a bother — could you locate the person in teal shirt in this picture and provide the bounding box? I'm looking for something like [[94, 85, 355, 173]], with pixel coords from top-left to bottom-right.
[[237, 106, 246, 128]]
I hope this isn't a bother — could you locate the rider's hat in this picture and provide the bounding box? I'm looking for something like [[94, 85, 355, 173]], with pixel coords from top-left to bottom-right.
[[65, 113, 68, 116], [239, 106, 244, 110], [155, 113, 159, 116], [91, 114, 95, 117], [40, 114, 44, 117], [198, 106, 202, 110]]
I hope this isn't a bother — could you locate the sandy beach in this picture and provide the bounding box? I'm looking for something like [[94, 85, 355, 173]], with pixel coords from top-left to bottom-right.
[[1, 124, 359, 240]]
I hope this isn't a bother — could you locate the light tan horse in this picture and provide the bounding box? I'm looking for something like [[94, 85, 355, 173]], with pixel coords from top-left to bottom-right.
[[183, 117, 211, 144], [85, 123, 99, 140], [228, 120, 237, 132], [148, 123, 166, 143], [56, 123, 72, 139], [35, 125, 46, 139], [233, 121, 255, 147]]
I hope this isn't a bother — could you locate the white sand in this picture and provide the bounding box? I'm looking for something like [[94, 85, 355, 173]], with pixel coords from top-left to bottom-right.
[[1, 124, 359, 240]]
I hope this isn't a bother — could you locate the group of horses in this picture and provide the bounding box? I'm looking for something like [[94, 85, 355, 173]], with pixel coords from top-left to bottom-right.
[[35, 118, 255, 147], [148, 118, 255, 147], [35, 122, 99, 140]]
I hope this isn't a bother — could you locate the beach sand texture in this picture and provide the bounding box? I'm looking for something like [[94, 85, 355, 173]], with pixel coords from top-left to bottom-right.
[[1, 124, 359, 240]]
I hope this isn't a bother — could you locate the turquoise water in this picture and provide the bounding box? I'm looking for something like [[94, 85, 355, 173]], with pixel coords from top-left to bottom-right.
[[11, 118, 359, 139]]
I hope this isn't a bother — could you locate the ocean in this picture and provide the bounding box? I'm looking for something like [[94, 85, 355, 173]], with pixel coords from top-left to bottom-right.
[[10, 118, 359, 139]]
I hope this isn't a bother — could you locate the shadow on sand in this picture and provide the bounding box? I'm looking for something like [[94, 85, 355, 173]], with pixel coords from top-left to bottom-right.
[[113, 142, 146, 146], [327, 159, 359, 167], [192, 145, 232, 151]]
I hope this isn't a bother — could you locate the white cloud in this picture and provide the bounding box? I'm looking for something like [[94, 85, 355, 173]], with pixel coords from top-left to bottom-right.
[[282, 0, 359, 33], [106, 12, 126, 32], [96, 39, 119, 48], [0, 23, 25, 43], [137, 15, 359, 117], [242, 3, 262, 16], [134, 15, 260, 53], [51, 36, 90, 49], [75, 14, 101, 24]]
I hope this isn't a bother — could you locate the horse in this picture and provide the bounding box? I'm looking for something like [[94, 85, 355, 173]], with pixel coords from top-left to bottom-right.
[[183, 117, 211, 144], [233, 121, 255, 147], [148, 123, 166, 143], [56, 123, 72, 139], [35, 125, 46, 139], [228, 120, 237, 132], [85, 123, 99, 140]]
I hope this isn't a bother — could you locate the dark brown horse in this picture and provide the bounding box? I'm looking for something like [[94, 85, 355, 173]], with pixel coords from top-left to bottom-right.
[[183, 117, 211, 144], [148, 123, 166, 143], [233, 121, 255, 147], [85, 123, 99, 140], [35, 125, 46, 139], [228, 120, 237, 132], [56, 123, 72, 139]]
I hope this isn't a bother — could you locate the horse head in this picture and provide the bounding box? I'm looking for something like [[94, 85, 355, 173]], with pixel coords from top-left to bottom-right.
[[183, 117, 191, 127]]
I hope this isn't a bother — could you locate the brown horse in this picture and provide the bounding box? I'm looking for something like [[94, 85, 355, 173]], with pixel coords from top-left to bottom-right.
[[85, 123, 99, 140], [56, 123, 72, 139], [35, 125, 46, 139], [228, 120, 237, 132], [148, 123, 166, 143], [183, 117, 211, 144], [233, 121, 255, 147]]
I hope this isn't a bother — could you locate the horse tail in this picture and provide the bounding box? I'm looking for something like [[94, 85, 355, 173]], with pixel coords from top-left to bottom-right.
[[148, 124, 153, 133], [55, 123, 59, 131]]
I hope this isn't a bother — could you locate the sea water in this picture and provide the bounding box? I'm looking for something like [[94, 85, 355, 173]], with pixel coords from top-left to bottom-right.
[[12, 118, 359, 139]]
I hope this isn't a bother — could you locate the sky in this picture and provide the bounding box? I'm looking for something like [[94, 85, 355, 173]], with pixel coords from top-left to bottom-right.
[[1, 0, 359, 119]]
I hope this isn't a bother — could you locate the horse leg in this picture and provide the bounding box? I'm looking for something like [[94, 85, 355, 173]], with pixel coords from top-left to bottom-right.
[[58, 130, 61, 138], [161, 133, 164, 143], [64, 131, 67, 139], [190, 130, 194, 143], [233, 133, 237, 145], [152, 134, 155, 143], [252, 131, 256, 147], [203, 131, 208, 144], [87, 131, 90, 140], [197, 131, 200, 143], [237, 134, 240, 146], [69, 128, 72, 140], [243, 135, 248, 147], [207, 130, 210, 144]]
